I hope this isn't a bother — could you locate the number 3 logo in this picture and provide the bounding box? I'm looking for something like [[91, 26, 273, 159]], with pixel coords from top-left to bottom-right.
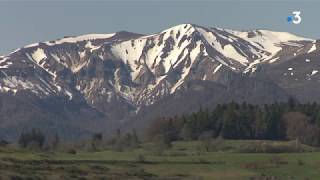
[[292, 11, 302, 24]]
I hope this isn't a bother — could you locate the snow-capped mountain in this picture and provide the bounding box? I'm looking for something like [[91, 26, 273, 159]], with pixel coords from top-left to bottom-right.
[[0, 24, 319, 139]]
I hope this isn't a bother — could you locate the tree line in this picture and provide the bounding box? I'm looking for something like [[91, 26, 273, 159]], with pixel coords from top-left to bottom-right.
[[15, 128, 140, 153], [9, 98, 320, 152], [147, 98, 320, 147], [18, 129, 60, 150]]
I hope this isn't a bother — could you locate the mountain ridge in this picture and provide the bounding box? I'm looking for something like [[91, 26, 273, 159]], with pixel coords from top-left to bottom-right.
[[0, 24, 319, 139]]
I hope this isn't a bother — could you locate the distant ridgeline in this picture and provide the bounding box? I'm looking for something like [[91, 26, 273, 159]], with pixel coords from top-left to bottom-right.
[[146, 98, 320, 147]]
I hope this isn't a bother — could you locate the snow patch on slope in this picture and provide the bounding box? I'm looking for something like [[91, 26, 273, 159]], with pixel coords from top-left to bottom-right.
[[170, 41, 202, 93], [308, 43, 317, 53], [31, 48, 47, 63], [311, 70, 318, 76], [223, 44, 248, 65], [26, 52, 57, 78], [213, 64, 222, 74], [228, 30, 311, 61], [0, 57, 10, 69]]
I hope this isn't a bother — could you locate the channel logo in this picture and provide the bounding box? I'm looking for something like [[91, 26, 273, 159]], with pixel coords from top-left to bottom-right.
[[287, 11, 302, 24]]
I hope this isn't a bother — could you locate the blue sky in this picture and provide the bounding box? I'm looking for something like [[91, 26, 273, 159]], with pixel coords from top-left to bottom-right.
[[0, 0, 319, 54]]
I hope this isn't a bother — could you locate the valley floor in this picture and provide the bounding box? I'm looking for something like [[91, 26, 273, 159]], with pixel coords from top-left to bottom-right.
[[0, 140, 320, 180]]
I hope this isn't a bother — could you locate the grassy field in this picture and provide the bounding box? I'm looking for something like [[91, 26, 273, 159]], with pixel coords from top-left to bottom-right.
[[0, 140, 320, 180]]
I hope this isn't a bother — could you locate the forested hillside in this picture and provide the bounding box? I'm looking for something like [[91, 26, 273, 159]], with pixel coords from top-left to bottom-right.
[[147, 98, 320, 147]]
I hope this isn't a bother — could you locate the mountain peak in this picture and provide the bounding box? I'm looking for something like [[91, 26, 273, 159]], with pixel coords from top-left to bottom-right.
[[0, 24, 319, 140], [160, 23, 196, 33]]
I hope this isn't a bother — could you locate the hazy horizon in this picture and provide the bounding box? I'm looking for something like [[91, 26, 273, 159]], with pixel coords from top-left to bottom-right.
[[0, 0, 319, 55]]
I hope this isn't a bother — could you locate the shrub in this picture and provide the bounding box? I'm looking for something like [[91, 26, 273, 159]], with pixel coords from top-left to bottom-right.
[[238, 141, 304, 153], [243, 162, 264, 170], [135, 154, 146, 163], [18, 129, 45, 150], [198, 158, 209, 164], [297, 159, 305, 166], [0, 140, 9, 147], [66, 148, 77, 154], [269, 156, 288, 166]]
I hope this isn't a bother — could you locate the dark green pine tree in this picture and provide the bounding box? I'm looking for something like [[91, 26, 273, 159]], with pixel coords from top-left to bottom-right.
[[221, 103, 239, 139], [238, 102, 254, 139], [254, 109, 267, 139], [210, 105, 223, 138]]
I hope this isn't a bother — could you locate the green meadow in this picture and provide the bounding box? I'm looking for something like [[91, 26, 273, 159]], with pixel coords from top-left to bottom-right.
[[1, 140, 320, 180]]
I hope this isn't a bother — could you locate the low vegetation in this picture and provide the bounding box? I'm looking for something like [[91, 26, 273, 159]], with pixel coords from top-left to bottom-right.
[[0, 140, 320, 180], [1, 99, 320, 179]]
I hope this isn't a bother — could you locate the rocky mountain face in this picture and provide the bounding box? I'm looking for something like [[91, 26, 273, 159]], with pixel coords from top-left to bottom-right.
[[0, 24, 319, 139]]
